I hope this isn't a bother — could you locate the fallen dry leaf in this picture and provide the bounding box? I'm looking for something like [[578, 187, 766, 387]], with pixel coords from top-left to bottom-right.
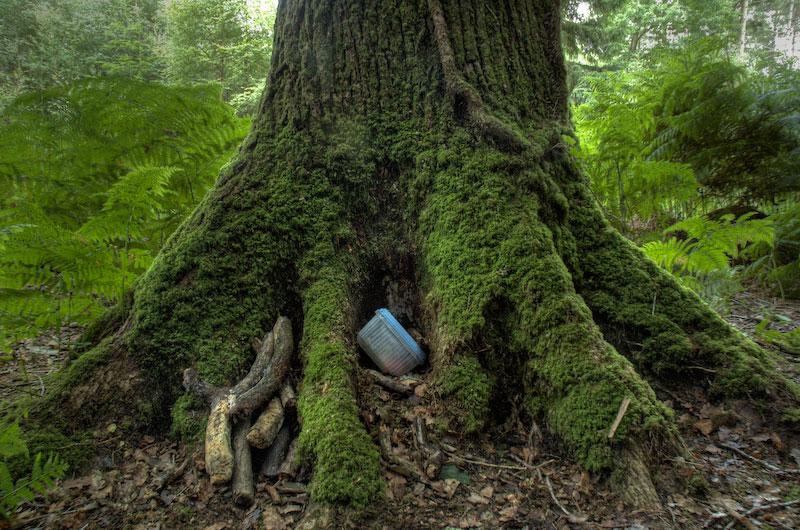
[[499, 504, 520, 523], [262, 506, 287, 530], [467, 492, 490, 505], [442, 479, 459, 499], [694, 419, 715, 436]]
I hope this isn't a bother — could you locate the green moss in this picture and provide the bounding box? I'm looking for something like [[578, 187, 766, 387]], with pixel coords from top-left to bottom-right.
[[74, 290, 133, 356], [170, 394, 207, 442], [296, 265, 383, 507], [44, 340, 113, 406], [559, 172, 797, 402], [686, 473, 711, 497], [437, 356, 493, 433], [782, 407, 800, 424], [415, 133, 674, 473]]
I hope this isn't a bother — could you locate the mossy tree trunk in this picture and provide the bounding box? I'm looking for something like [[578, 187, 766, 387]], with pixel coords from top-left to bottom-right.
[[41, 0, 796, 509]]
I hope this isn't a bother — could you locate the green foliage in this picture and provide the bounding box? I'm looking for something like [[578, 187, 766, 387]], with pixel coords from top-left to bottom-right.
[[572, 70, 697, 228], [574, 40, 800, 228], [0, 78, 249, 349], [642, 213, 773, 310], [164, 0, 276, 111], [644, 43, 800, 202], [563, 0, 796, 68], [755, 316, 800, 355], [745, 202, 800, 298], [0, 422, 66, 521], [0, 0, 165, 106]]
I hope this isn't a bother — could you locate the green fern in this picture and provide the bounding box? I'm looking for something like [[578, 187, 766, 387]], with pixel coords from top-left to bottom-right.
[[0, 78, 249, 349], [755, 316, 800, 355], [0, 422, 67, 521], [642, 213, 773, 310]]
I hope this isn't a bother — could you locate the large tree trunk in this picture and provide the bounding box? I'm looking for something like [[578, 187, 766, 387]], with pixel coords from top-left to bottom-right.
[[33, 0, 795, 510]]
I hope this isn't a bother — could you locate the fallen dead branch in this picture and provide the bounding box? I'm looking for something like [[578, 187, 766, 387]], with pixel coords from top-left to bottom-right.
[[182, 316, 297, 504], [262, 423, 293, 479], [232, 418, 255, 506], [247, 398, 284, 449], [413, 416, 443, 479]]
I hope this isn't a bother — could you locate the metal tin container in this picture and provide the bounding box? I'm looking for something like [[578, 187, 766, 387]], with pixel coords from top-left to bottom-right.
[[357, 308, 425, 376]]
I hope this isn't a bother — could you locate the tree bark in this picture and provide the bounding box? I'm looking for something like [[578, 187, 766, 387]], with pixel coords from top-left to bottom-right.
[[35, 0, 796, 511]]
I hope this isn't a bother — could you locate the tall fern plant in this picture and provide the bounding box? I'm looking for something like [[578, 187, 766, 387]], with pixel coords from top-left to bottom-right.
[[0, 78, 249, 349], [643, 213, 774, 311]]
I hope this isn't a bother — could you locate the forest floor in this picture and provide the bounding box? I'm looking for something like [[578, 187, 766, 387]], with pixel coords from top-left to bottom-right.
[[3, 287, 800, 530]]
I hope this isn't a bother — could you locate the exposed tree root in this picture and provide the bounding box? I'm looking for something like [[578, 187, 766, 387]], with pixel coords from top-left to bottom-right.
[[614, 444, 662, 512], [426, 0, 530, 151]]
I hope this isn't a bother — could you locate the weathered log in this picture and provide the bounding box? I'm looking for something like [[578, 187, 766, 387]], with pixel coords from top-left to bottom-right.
[[205, 398, 234, 486], [232, 418, 255, 506], [278, 438, 299, 479], [261, 423, 293, 479], [247, 397, 284, 449], [279, 382, 297, 409], [229, 317, 293, 418]]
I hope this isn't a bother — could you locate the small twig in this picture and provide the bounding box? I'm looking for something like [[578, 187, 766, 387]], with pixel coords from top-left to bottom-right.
[[722, 505, 758, 530], [608, 397, 631, 440], [527, 419, 542, 448], [541, 469, 570, 517], [720, 443, 800, 474], [686, 365, 718, 374], [367, 369, 415, 395], [507, 452, 556, 470], [743, 499, 800, 516], [716, 498, 800, 527], [441, 447, 527, 470]]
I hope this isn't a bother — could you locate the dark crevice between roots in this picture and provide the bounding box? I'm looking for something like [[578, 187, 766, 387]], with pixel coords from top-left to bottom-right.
[[351, 250, 429, 367]]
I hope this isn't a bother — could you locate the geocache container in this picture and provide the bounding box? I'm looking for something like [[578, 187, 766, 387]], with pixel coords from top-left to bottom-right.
[[357, 308, 425, 376]]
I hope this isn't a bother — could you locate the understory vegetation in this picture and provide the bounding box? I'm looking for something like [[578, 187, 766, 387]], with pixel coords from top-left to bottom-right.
[[0, 0, 799, 521]]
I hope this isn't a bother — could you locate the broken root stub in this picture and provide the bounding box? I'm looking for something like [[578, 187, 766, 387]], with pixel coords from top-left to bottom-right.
[[278, 437, 299, 480], [280, 382, 297, 410]]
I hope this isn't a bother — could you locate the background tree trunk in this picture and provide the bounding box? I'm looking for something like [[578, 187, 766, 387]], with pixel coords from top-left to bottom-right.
[[33, 0, 795, 509]]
